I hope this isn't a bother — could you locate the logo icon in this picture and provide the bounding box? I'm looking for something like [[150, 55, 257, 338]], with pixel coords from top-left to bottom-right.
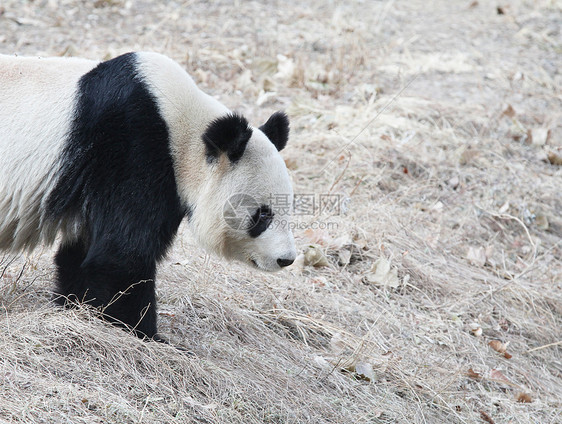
[[223, 193, 260, 230]]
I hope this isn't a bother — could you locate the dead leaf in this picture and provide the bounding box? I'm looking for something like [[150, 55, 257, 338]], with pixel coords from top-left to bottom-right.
[[262, 77, 276, 92], [488, 340, 506, 354], [60, 43, 80, 57], [501, 104, 515, 118], [352, 233, 369, 250], [469, 323, 483, 337], [526, 128, 550, 146], [512, 71, 524, 81], [489, 369, 510, 385], [275, 54, 295, 81], [338, 249, 351, 266], [509, 120, 528, 142], [459, 148, 479, 165], [431, 201, 444, 211], [447, 175, 460, 189], [515, 392, 532, 403], [467, 368, 482, 380], [314, 355, 329, 368], [468, 1, 478, 8], [193, 69, 209, 84], [293, 253, 305, 270], [365, 257, 399, 288], [467, 246, 486, 267], [327, 234, 352, 250], [309, 277, 326, 287], [235, 69, 253, 90], [498, 201, 510, 214], [480, 410, 495, 424], [354, 362, 374, 381], [371, 409, 383, 418], [302, 229, 329, 246], [303, 245, 330, 267], [535, 214, 549, 230], [498, 318, 509, 331], [284, 157, 298, 170], [489, 340, 512, 358], [330, 333, 346, 354], [256, 91, 277, 106], [254, 59, 278, 77], [402, 273, 410, 286], [547, 151, 562, 166]]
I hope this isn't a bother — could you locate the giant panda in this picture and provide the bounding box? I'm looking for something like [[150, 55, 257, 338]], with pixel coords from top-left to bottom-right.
[[0, 51, 296, 340]]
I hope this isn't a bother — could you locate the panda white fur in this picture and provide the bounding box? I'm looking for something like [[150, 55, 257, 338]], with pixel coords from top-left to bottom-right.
[[0, 52, 296, 339]]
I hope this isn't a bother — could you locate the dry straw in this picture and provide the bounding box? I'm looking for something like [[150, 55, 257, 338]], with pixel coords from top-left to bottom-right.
[[1, 0, 561, 423]]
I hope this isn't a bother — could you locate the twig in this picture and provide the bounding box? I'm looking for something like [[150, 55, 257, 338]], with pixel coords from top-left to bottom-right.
[[476, 206, 537, 265], [526, 340, 562, 354]]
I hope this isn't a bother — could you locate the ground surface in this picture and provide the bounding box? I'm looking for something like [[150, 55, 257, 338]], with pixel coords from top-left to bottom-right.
[[0, 0, 561, 423]]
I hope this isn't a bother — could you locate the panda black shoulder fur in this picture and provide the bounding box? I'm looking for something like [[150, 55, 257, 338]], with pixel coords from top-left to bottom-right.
[[0, 52, 296, 340]]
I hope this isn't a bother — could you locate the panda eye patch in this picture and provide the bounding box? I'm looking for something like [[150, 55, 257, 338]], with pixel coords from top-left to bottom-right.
[[259, 210, 272, 220], [248, 205, 274, 238]]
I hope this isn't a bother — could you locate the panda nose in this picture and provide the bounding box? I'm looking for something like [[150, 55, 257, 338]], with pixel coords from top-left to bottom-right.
[[277, 258, 295, 268]]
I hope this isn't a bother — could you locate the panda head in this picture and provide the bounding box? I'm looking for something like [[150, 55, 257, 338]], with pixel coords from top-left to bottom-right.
[[192, 111, 296, 272]]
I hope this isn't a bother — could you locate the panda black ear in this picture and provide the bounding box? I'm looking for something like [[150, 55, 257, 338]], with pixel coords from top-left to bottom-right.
[[202, 113, 253, 163], [259, 111, 289, 151]]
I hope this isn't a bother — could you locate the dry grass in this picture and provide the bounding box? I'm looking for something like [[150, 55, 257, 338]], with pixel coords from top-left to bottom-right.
[[1, 0, 561, 423]]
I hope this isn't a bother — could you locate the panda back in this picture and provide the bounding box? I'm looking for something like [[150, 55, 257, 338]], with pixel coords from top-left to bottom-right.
[[134, 52, 230, 210]]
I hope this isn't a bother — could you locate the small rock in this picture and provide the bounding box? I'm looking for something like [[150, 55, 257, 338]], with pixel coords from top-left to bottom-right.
[[447, 176, 460, 189]]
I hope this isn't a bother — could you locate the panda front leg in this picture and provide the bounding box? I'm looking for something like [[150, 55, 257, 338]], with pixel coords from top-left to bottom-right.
[[54, 238, 159, 339], [54, 238, 89, 303]]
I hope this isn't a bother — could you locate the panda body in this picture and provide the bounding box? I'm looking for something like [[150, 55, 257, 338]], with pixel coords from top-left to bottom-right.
[[0, 52, 296, 339], [0, 55, 97, 250]]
